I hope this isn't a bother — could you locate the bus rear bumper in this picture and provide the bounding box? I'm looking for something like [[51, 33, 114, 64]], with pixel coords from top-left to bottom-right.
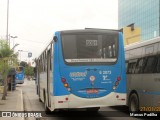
[[16, 80, 24, 84], [53, 92, 126, 110]]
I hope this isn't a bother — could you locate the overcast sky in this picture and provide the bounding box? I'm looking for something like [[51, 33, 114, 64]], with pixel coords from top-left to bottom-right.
[[0, 0, 118, 61]]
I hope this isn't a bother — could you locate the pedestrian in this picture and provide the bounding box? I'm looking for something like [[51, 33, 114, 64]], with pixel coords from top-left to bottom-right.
[[7, 75, 12, 91]]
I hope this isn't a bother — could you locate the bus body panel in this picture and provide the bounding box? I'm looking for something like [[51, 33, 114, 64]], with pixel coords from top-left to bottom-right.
[[125, 37, 160, 108], [52, 92, 126, 109], [39, 72, 47, 102], [15, 66, 24, 84], [59, 66, 121, 98], [53, 32, 70, 96], [37, 29, 126, 111], [116, 32, 126, 94], [16, 73, 24, 84], [52, 31, 126, 109]]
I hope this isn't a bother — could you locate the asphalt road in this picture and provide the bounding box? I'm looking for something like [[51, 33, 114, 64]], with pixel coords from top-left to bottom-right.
[[16, 79, 151, 120]]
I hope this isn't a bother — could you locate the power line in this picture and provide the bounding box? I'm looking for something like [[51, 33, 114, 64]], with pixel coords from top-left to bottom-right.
[[18, 39, 45, 44]]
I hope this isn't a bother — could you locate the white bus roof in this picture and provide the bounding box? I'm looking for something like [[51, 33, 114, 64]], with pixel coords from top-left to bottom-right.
[[125, 37, 160, 51]]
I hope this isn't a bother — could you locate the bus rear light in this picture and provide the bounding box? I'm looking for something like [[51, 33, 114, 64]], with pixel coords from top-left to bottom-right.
[[65, 98, 68, 101], [117, 76, 121, 81], [115, 81, 119, 86], [116, 95, 119, 98], [58, 101, 63, 103], [61, 78, 66, 83], [121, 99, 125, 101], [117, 98, 126, 101], [113, 86, 116, 90], [67, 88, 71, 92], [64, 83, 68, 87]]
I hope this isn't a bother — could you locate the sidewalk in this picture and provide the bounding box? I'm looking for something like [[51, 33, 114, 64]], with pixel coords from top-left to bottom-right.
[[0, 88, 24, 120]]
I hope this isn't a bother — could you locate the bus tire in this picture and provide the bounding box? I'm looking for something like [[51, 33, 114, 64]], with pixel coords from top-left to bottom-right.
[[36, 86, 38, 95], [44, 94, 51, 114], [129, 93, 139, 112], [39, 98, 42, 102]]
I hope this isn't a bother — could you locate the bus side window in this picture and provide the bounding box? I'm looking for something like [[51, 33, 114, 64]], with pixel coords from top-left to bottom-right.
[[113, 44, 116, 57], [135, 59, 141, 74], [109, 46, 112, 57], [127, 62, 131, 74], [135, 58, 146, 74], [144, 56, 157, 73], [39, 58, 42, 72], [127, 62, 136, 74], [125, 62, 128, 73]]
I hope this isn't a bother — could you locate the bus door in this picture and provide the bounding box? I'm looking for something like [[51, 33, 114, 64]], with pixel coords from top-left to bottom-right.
[[127, 59, 140, 95], [134, 58, 146, 106], [47, 51, 52, 107]]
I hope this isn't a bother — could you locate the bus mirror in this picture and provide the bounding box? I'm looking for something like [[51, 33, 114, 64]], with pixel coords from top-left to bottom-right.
[[53, 36, 58, 42]]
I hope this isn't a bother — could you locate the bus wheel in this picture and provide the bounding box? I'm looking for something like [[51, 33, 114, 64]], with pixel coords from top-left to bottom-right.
[[44, 95, 51, 114], [129, 93, 139, 112], [36, 86, 38, 95], [39, 98, 42, 102]]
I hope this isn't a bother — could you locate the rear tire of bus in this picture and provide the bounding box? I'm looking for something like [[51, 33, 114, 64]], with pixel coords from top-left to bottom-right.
[[39, 98, 42, 102], [129, 93, 139, 112], [44, 94, 51, 114], [36, 86, 38, 95]]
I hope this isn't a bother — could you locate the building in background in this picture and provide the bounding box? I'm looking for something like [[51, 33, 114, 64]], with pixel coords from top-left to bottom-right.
[[118, 0, 160, 45], [122, 24, 141, 46]]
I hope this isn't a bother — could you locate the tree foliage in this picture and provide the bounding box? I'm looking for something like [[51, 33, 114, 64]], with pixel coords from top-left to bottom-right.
[[0, 41, 13, 81], [24, 66, 34, 76], [0, 41, 13, 58], [20, 61, 28, 67], [0, 40, 18, 100]]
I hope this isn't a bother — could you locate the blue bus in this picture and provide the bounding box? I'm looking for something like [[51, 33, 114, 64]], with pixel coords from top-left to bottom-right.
[[36, 29, 126, 113], [15, 66, 24, 84]]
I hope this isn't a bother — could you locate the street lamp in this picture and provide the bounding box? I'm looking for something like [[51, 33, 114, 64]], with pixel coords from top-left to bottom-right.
[[11, 43, 19, 52], [6, 0, 9, 43], [10, 36, 18, 49], [18, 50, 23, 61]]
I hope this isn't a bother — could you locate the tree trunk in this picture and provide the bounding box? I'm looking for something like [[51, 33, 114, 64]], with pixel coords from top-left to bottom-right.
[[2, 78, 7, 100], [1, 60, 7, 100]]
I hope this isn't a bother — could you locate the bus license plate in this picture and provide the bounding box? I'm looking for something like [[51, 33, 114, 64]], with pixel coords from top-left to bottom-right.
[[86, 89, 98, 94]]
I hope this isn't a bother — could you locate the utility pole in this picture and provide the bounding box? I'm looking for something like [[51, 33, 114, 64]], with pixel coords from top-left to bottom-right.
[[10, 36, 18, 51], [2, 0, 10, 100], [6, 0, 9, 43]]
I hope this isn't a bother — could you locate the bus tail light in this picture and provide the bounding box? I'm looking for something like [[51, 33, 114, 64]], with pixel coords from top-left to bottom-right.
[[64, 83, 68, 87], [117, 76, 121, 81], [58, 101, 63, 103], [116, 95, 119, 98], [120, 98, 125, 101], [115, 81, 119, 86], [61, 77, 71, 91], [67, 88, 71, 92], [113, 86, 116, 90], [65, 97, 69, 101], [113, 76, 121, 90], [61, 78, 66, 83]]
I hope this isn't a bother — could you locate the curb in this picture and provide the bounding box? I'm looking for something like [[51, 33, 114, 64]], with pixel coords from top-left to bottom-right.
[[20, 89, 24, 111], [19, 89, 25, 120]]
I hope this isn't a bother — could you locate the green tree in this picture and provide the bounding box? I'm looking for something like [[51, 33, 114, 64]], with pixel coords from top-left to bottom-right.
[[0, 40, 17, 100], [24, 66, 34, 76], [20, 61, 27, 67]]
